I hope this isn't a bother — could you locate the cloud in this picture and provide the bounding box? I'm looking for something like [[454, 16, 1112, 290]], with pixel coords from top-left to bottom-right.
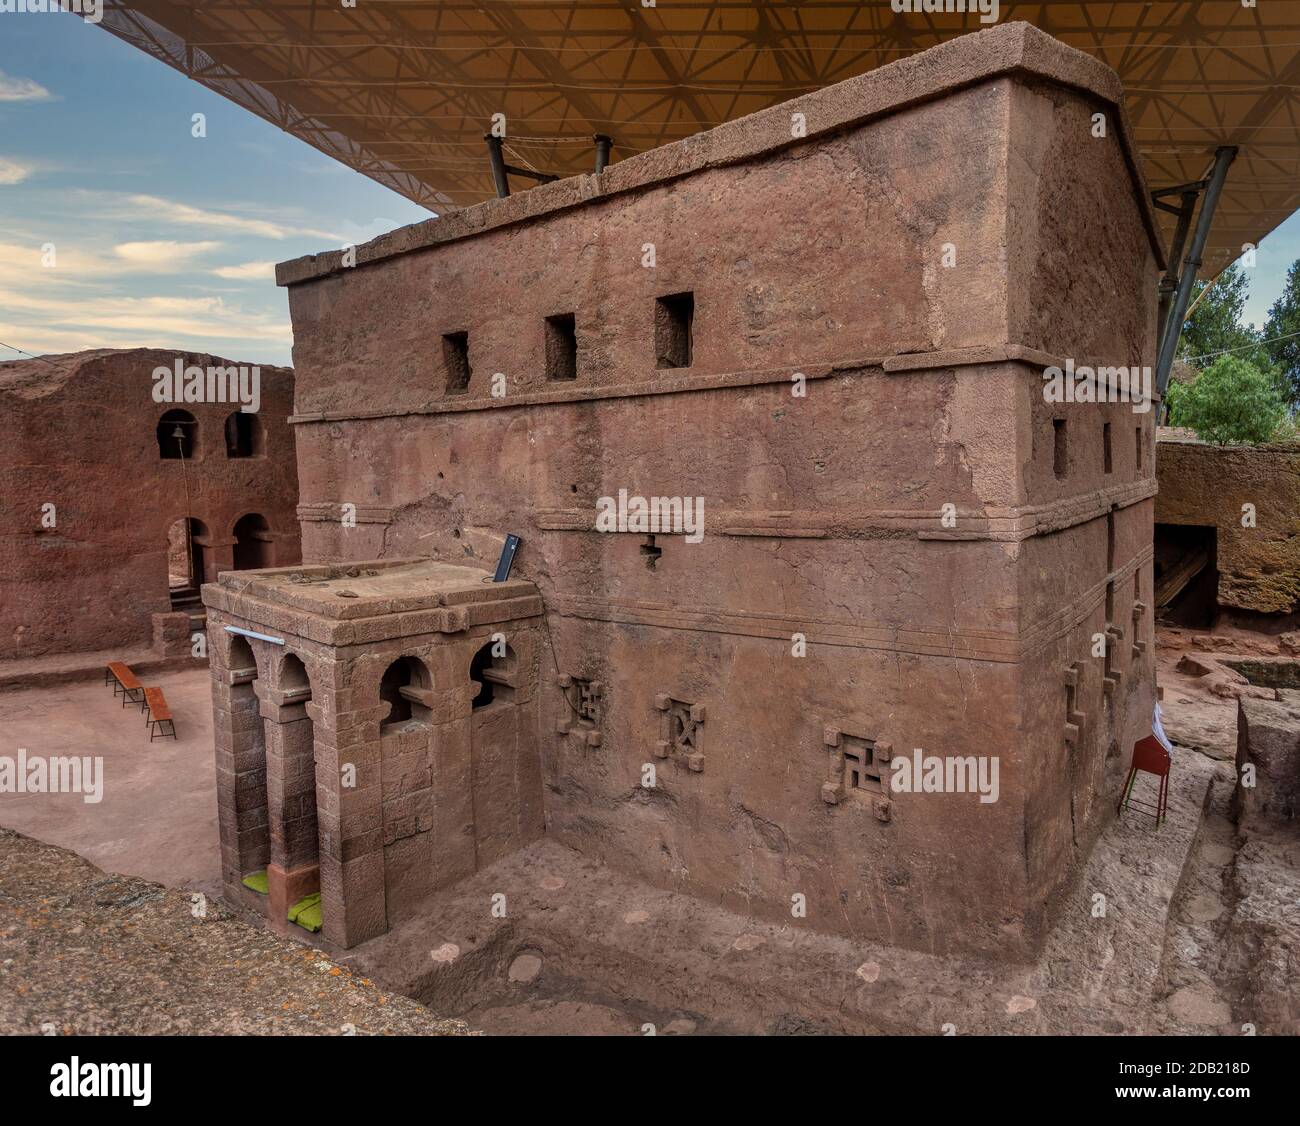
[[0, 241, 114, 284], [213, 260, 275, 281], [0, 158, 32, 185], [0, 71, 52, 103], [114, 240, 222, 267], [0, 287, 292, 348], [122, 194, 339, 241]]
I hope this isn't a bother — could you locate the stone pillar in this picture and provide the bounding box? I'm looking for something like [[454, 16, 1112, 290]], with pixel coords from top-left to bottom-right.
[[210, 651, 269, 913], [151, 610, 193, 658], [425, 642, 477, 889], [204, 536, 236, 582], [308, 661, 389, 948], [259, 687, 321, 932]]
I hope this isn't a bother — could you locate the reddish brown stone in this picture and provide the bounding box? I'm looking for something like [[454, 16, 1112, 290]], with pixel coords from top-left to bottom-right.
[[0, 348, 300, 661], [203, 23, 1161, 957]]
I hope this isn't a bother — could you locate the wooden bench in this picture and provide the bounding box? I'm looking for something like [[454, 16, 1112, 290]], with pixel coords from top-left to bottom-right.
[[143, 687, 177, 741], [105, 661, 144, 709]]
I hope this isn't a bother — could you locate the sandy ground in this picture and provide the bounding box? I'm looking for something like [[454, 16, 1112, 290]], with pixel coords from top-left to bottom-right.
[[0, 667, 221, 899]]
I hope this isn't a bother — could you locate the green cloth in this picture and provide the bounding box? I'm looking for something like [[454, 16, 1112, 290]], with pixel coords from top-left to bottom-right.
[[288, 892, 322, 932], [241, 870, 269, 894]]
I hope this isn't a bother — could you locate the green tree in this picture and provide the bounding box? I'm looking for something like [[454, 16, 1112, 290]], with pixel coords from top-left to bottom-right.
[[1263, 258, 1300, 406], [1166, 354, 1289, 445], [1176, 263, 1257, 365]]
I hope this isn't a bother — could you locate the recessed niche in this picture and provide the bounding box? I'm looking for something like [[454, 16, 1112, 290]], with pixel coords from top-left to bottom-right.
[[545, 313, 578, 381], [654, 292, 693, 369]]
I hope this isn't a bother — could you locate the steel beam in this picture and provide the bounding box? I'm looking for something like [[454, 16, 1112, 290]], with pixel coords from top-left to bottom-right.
[[485, 134, 510, 198], [1155, 146, 1238, 401]]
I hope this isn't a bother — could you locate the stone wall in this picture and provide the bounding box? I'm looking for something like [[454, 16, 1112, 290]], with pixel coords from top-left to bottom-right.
[[0, 348, 301, 660], [1235, 690, 1300, 822], [1155, 436, 1300, 616], [269, 23, 1160, 957]]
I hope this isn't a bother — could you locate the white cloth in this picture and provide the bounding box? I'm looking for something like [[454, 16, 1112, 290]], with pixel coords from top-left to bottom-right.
[[1152, 702, 1174, 754]]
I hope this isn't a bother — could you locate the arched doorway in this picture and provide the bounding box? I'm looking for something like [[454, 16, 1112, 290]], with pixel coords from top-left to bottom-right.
[[232, 513, 272, 570], [166, 516, 210, 608]]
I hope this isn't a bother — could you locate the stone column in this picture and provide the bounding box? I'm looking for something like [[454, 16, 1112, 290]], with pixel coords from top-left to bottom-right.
[[424, 641, 477, 889], [210, 640, 269, 913], [258, 686, 321, 932], [308, 659, 389, 948], [203, 536, 236, 583]]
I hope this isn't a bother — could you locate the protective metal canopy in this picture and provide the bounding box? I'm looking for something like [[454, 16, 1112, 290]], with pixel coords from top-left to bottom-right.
[[99, 0, 1300, 273]]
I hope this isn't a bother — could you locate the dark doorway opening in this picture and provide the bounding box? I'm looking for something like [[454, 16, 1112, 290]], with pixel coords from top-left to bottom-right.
[[225, 411, 264, 458], [1153, 523, 1219, 628], [167, 516, 209, 608], [232, 513, 272, 570]]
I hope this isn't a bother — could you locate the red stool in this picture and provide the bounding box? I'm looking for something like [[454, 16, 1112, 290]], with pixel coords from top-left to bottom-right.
[[1117, 734, 1170, 827]]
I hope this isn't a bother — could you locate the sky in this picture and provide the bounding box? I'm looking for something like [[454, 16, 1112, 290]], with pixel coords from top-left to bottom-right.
[[1240, 212, 1300, 331], [0, 10, 1297, 368], [0, 10, 431, 368]]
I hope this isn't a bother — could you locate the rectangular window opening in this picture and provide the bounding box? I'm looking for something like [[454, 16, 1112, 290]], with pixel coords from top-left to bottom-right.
[[655, 292, 693, 369], [442, 332, 471, 395], [1053, 418, 1068, 479], [1135, 425, 1144, 472], [1103, 421, 1113, 474], [545, 313, 578, 381]]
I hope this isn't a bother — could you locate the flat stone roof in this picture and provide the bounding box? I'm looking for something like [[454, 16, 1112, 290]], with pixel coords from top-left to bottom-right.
[[210, 559, 536, 622], [276, 21, 1163, 289]]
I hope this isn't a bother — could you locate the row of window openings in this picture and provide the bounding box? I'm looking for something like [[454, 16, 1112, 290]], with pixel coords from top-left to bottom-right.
[[229, 642, 516, 726], [441, 292, 694, 394], [1053, 419, 1144, 480], [157, 409, 264, 460], [379, 644, 516, 727]]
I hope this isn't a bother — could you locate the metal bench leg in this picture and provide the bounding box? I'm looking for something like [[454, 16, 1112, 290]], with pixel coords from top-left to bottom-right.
[[1117, 767, 1137, 814]]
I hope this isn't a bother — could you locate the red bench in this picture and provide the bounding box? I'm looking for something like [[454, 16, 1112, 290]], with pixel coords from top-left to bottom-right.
[[143, 686, 176, 741], [105, 661, 144, 709]]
